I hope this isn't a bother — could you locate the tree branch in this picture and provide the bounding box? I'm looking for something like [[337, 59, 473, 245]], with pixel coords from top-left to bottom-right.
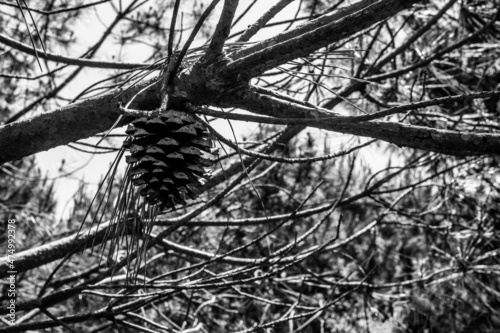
[[223, 0, 420, 77], [229, 0, 372, 59], [0, 221, 117, 279], [0, 33, 145, 69], [188, 89, 500, 126], [236, 0, 295, 43], [0, 0, 109, 15], [366, 6, 500, 81], [205, 0, 239, 59], [0, 310, 115, 332], [363, 0, 457, 77], [201, 124, 304, 191], [223, 89, 500, 156], [0, 80, 161, 164]]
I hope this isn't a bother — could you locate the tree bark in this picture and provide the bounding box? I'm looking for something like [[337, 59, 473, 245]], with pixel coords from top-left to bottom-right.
[[0, 80, 161, 164]]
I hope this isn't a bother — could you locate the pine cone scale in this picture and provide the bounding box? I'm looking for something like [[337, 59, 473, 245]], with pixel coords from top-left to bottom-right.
[[123, 109, 217, 209]]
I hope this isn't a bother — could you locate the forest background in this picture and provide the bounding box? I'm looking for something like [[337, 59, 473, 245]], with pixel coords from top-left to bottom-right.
[[1, 0, 500, 332]]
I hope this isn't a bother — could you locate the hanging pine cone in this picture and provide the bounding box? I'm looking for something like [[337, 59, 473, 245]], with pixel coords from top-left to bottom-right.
[[122, 110, 217, 210]]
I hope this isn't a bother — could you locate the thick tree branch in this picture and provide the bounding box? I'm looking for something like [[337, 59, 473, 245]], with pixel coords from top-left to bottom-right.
[[222, 0, 420, 78], [188, 89, 500, 127], [222, 89, 500, 156], [0, 221, 119, 279], [236, 0, 295, 43], [0, 80, 161, 164], [205, 0, 239, 59], [230, 0, 373, 59], [3, 80, 499, 165], [0, 310, 114, 333]]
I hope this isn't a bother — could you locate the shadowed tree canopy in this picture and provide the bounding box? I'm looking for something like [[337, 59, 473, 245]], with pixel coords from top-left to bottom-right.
[[1, 0, 500, 332]]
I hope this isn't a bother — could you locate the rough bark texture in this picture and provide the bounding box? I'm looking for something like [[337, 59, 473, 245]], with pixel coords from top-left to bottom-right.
[[223, 89, 500, 156], [0, 222, 116, 279], [0, 80, 161, 164], [222, 0, 421, 77], [231, 0, 384, 58]]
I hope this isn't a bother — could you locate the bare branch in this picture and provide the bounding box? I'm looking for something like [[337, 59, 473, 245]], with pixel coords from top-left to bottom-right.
[[229, 0, 372, 59], [363, 0, 458, 76], [0, 221, 114, 279], [0, 80, 161, 164], [224, 0, 419, 77], [0, 0, 110, 15], [190, 89, 500, 126], [223, 89, 500, 156], [167, 0, 222, 83], [237, 0, 295, 43], [167, 0, 181, 57], [205, 0, 239, 59], [201, 125, 304, 191], [0, 33, 146, 69], [367, 6, 500, 81]]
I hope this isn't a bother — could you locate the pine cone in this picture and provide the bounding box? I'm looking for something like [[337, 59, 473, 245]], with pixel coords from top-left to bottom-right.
[[123, 110, 217, 209]]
